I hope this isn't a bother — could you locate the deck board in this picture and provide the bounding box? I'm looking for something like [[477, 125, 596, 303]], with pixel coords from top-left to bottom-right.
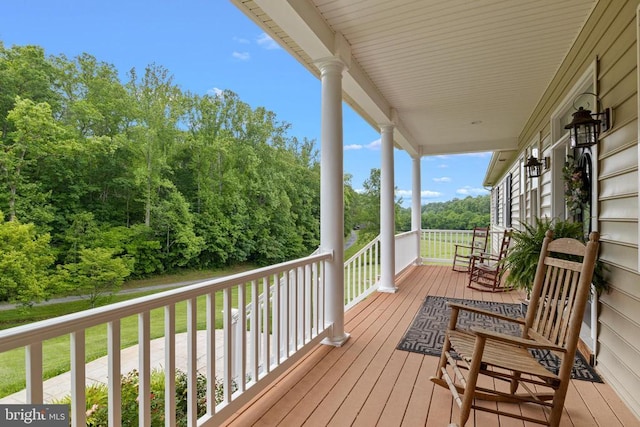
[[222, 265, 639, 427]]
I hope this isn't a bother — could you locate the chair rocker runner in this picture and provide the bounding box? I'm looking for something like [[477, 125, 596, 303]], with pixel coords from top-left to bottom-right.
[[431, 230, 600, 427], [467, 229, 512, 292], [452, 226, 489, 272]]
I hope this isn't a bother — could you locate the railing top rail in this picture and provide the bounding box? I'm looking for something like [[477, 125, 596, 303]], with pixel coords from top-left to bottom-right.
[[422, 229, 476, 233], [345, 234, 380, 265], [0, 252, 332, 352], [395, 230, 419, 238]]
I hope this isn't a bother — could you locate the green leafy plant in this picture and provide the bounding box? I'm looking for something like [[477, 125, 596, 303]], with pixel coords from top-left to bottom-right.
[[55, 367, 235, 426], [503, 218, 607, 295]]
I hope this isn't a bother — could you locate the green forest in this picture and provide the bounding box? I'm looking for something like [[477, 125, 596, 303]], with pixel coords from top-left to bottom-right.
[[0, 42, 489, 306], [0, 43, 333, 305], [419, 195, 490, 230]]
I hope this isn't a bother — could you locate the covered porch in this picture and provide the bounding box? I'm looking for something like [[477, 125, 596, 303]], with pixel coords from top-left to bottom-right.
[[221, 265, 637, 427]]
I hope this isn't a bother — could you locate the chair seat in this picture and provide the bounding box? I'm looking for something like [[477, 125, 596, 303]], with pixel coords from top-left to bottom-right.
[[474, 261, 498, 272], [448, 330, 558, 380]]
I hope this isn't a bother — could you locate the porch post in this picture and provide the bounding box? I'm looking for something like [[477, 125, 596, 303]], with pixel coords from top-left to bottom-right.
[[317, 57, 350, 347], [412, 156, 423, 265], [379, 124, 398, 293]]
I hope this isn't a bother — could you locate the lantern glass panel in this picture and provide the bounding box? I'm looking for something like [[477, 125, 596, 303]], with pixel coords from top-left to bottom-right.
[[570, 123, 598, 148]]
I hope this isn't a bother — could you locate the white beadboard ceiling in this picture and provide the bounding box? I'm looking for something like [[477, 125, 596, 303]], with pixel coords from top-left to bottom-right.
[[231, 0, 596, 159]]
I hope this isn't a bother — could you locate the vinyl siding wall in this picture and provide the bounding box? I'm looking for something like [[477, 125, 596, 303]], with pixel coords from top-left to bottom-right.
[[491, 0, 640, 417]]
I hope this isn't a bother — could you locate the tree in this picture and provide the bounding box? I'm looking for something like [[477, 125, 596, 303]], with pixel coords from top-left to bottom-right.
[[62, 247, 132, 307], [126, 64, 185, 227], [359, 168, 381, 233], [0, 43, 59, 139], [344, 173, 359, 236], [0, 214, 55, 305], [2, 97, 64, 223]]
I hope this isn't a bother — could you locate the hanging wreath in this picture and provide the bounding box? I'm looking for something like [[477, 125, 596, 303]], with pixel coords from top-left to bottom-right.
[[562, 155, 590, 217]]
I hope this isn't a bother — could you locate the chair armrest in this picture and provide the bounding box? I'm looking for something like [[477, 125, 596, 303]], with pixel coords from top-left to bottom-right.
[[469, 327, 567, 353], [447, 302, 525, 325], [453, 243, 472, 251]]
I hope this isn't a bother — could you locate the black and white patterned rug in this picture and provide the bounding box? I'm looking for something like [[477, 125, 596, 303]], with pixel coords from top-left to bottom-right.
[[397, 296, 602, 383]]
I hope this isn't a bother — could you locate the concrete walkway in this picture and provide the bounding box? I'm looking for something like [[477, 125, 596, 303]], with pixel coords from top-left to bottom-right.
[[0, 330, 226, 404]]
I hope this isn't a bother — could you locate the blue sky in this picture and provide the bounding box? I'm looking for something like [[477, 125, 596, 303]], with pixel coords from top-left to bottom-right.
[[1, 0, 490, 205]]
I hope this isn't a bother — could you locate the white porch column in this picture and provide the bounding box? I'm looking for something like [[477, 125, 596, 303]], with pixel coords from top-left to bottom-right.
[[379, 124, 398, 293], [317, 58, 349, 347], [412, 156, 423, 265]]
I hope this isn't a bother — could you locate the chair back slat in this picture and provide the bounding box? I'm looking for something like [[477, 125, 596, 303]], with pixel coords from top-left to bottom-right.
[[542, 265, 564, 340], [532, 265, 553, 333], [549, 269, 575, 344], [471, 227, 489, 253], [544, 257, 583, 272], [557, 269, 580, 346]]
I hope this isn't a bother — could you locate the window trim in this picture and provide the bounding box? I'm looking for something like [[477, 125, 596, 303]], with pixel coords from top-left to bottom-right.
[[550, 60, 598, 233], [505, 173, 512, 227]]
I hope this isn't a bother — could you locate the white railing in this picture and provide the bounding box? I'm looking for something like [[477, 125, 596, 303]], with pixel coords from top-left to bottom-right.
[[0, 228, 495, 426], [395, 230, 420, 274], [421, 229, 502, 263], [0, 252, 331, 427], [343, 235, 380, 310]]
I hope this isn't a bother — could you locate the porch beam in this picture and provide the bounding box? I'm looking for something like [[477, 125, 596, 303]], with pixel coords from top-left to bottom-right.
[[378, 123, 398, 293], [317, 57, 350, 347]]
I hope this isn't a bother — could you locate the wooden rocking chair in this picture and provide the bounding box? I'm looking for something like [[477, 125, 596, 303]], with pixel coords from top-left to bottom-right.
[[431, 230, 600, 427], [467, 229, 512, 292], [452, 226, 489, 272]]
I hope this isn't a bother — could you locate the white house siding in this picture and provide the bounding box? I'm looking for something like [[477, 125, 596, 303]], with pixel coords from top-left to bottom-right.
[[489, 0, 640, 417], [539, 145, 553, 219], [511, 164, 523, 227]]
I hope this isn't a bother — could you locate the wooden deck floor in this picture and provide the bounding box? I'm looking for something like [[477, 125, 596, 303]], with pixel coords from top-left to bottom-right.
[[222, 265, 639, 427]]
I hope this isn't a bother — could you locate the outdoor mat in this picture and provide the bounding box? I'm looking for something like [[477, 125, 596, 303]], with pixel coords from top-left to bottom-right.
[[397, 296, 602, 383]]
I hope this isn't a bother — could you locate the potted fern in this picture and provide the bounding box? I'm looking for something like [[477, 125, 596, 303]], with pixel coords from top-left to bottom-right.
[[502, 217, 607, 297]]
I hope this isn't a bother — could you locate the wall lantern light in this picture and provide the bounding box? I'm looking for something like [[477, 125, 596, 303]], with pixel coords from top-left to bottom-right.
[[526, 155, 549, 178], [564, 93, 612, 149]]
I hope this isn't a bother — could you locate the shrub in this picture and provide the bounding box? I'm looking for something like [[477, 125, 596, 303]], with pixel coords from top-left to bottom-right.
[[503, 217, 607, 294], [55, 367, 233, 426]]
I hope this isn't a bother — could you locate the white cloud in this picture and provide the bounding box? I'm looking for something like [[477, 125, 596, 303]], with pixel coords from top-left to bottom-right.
[[233, 36, 250, 44], [207, 87, 224, 97], [396, 189, 443, 199], [367, 139, 381, 149], [456, 186, 489, 196], [422, 190, 443, 198], [433, 177, 451, 183], [344, 138, 380, 151], [257, 33, 280, 50], [438, 164, 448, 168], [232, 51, 250, 61]]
